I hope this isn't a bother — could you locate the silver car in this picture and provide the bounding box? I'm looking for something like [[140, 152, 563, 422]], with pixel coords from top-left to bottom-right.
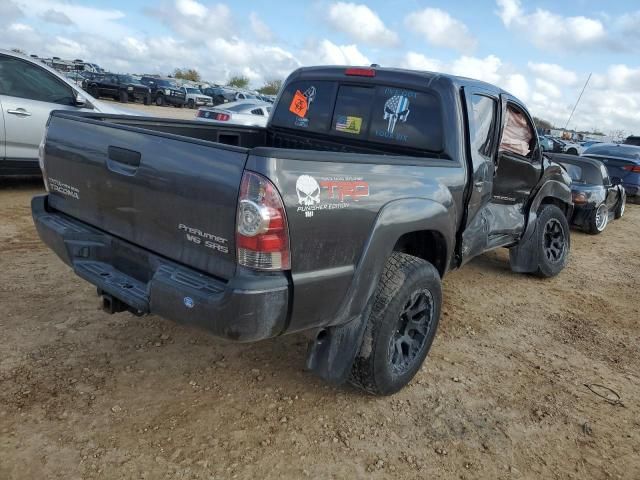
[[0, 49, 125, 176], [195, 101, 271, 127]]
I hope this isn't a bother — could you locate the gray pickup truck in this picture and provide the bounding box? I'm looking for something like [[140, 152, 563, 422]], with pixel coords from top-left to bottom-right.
[[32, 66, 573, 395]]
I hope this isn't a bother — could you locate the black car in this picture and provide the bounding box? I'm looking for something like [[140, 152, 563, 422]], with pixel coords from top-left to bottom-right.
[[85, 73, 151, 104], [552, 154, 626, 234], [140, 76, 186, 107], [201, 86, 236, 105]]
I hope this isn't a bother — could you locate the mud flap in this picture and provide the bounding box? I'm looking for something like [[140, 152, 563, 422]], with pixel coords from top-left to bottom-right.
[[509, 215, 539, 273], [305, 310, 371, 385]]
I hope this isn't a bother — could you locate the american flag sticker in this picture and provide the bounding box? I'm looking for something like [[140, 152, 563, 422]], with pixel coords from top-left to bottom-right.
[[335, 115, 363, 134]]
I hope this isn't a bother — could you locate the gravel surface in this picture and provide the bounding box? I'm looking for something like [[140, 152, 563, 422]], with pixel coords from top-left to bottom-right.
[[1, 178, 639, 479]]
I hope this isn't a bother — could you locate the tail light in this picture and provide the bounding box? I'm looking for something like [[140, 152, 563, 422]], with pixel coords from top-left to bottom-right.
[[215, 113, 230, 121], [236, 171, 290, 270], [345, 67, 376, 77], [623, 165, 640, 173]]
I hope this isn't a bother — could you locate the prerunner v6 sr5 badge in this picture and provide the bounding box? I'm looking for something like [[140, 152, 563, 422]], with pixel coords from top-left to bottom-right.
[[295, 174, 369, 218]]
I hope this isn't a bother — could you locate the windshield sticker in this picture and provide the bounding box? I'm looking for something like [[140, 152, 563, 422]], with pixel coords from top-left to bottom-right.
[[289, 86, 316, 119], [335, 115, 362, 135], [384, 95, 410, 134], [295, 174, 369, 218], [289, 90, 308, 118]]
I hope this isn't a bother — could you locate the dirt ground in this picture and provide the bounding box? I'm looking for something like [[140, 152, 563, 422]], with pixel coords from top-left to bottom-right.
[[1, 177, 638, 480]]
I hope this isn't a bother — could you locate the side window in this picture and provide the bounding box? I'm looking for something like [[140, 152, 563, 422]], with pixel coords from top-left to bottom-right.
[[470, 95, 498, 158], [499, 105, 536, 159], [0, 56, 75, 105]]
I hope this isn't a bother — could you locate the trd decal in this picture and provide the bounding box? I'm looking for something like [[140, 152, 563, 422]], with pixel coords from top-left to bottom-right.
[[295, 175, 369, 218]]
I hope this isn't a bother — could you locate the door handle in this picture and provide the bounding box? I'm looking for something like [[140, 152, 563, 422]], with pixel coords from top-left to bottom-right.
[[7, 108, 32, 117]]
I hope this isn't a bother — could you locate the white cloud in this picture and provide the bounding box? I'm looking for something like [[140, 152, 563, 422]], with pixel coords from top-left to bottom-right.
[[527, 62, 578, 86], [402, 52, 443, 72], [175, 0, 207, 18], [8, 22, 33, 33], [41, 9, 74, 26], [249, 12, 274, 42], [534, 78, 562, 99], [152, 1, 233, 41], [326, 2, 398, 47], [496, 0, 607, 51], [405, 8, 477, 53], [304, 39, 370, 66], [13, 0, 129, 39], [450, 55, 503, 84]]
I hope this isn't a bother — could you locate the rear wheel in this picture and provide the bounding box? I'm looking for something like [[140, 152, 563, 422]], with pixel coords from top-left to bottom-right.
[[88, 84, 99, 98], [587, 203, 609, 234], [119, 90, 128, 103], [143, 94, 150, 105], [614, 194, 626, 219], [535, 204, 570, 277], [155, 94, 165, 107], [187, 99, 195, 109], [350, 253, 442, 396], [566, 148, 578, 155]]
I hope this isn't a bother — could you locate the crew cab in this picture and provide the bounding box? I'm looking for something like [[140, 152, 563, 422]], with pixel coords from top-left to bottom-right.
[[32, 66, 573, 395], [139, 76, 186, 107], [85, 73, 151, 104]]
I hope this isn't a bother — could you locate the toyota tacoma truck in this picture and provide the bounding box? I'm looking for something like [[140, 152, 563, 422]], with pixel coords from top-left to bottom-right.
[[32, 66, 573, 395]]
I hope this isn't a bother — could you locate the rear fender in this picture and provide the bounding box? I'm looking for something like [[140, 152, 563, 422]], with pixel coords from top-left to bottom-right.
[[306, 197, 455, 384]]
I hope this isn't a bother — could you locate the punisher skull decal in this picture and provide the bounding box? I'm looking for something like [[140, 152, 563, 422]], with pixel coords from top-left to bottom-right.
[[296, 175, 321, 206], [384, 95, 410, 134]]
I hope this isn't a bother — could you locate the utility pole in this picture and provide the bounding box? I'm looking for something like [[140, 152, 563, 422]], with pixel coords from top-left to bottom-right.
[[564, 73, 591, 131]]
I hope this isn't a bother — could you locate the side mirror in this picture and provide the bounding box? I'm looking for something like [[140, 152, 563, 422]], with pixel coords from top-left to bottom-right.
[[75, 93, 93, 109], [611, 176, 622, 186]]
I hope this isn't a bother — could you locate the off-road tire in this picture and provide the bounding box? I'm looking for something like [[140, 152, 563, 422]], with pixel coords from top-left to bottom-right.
[[350, 253, 442, 396], [614, 194, 626, 219], [535, 204, 570, 277], [119, 90, 128, 103], [188, 99, 195, 109], [566, 148, 578, 155], [143, 94, 150, 105], [586, 203, 609, 235], [88, 84, 99, 98], [155, 94, 165, 107]]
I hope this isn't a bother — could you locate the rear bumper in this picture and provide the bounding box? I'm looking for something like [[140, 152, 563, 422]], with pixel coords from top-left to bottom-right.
[[31, 195, 290, 342]]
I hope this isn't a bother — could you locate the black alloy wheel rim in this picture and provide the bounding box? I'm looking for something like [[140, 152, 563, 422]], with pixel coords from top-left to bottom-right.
[[388, 289, 434, 376], [543, 218, 566, 263]]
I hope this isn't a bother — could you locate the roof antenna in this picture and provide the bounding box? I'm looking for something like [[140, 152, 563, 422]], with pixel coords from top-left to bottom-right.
[[564, 73, 591, 131]]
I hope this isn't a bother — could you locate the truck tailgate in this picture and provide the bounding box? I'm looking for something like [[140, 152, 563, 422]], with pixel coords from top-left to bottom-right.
[[42, 113, 247, 280]]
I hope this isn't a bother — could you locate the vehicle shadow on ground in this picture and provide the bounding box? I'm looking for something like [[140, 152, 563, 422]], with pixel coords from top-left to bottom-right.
[[0, 176, 44, 190]]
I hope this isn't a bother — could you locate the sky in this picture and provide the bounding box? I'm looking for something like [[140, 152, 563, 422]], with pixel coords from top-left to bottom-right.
[[1, 0, 639, 135]]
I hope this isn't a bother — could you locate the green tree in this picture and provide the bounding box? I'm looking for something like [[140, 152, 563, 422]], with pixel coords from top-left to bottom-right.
[[257, 79, 283, 96], [173, 68, 201, 82], [533, 117, 553, 130], [227, 75, 250, 89]]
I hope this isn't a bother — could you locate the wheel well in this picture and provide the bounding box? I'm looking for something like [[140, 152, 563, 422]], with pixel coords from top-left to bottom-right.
[[539, 197, 571, 219], [393, 230, 447, 277]]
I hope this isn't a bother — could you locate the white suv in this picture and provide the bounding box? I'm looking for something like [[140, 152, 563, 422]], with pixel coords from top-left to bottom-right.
[[0, 49, 125, 176]]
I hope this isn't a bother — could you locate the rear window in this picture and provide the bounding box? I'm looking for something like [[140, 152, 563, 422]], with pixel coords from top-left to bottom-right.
[[559, 163, 583, 182], [271, 80, 443, 153]]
